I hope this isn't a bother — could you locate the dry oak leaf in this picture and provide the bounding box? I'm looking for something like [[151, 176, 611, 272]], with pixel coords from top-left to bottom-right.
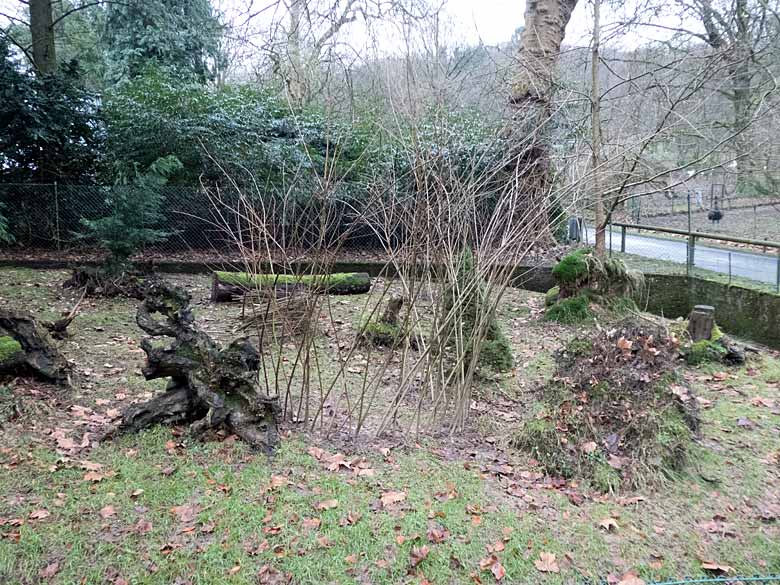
[[426, 522, 449, 543], [380, 490, 407, 507], [314, 499, 339, 511], [170, 504, 199, 524], [617, 572, 646, 585], [534, 552, 560, 573], [700, 559, 734, 574], [39, 561, 60, 579], [28, 509, 51, 521], [599, 517, 619, 532], [99, 505, 116, 519], [410, 545, 430, 567], [479, 555, 506, 581]]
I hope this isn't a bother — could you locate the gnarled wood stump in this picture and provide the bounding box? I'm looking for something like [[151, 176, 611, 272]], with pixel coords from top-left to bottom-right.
[[118, 282, 280, 452], [0, 310, 71, 385]]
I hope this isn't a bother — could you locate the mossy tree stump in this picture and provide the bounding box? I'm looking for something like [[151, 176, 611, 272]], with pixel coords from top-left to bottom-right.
[[0, 310, 71, 385], [117, 282, 280, 452], [687, 305, 715, 342]]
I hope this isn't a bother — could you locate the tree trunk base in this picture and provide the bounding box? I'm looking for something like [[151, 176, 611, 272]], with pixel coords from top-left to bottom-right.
[[0, 310, 71, 385], [114, 282, 280, 452]]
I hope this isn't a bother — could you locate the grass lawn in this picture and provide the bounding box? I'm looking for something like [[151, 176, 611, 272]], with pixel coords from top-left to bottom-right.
[[1, 268, 779, 584]]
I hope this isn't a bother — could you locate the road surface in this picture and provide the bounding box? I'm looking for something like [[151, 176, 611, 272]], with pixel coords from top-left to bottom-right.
[[582, 226, 779, 286]]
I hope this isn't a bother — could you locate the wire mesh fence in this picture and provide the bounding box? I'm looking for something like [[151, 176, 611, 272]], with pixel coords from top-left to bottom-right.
[[0, 183, 387, 258]]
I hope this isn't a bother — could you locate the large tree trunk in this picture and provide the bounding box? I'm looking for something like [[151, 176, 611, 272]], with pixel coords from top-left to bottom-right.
[[509, 0, 579, 244], [590, 0, 606, 256], [115, 282, 280, 452], [30, 0, 56, 74]]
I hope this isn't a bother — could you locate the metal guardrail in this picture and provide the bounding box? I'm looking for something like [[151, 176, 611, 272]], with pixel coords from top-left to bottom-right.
[[604, 221, 780, 292], [611, 222, 780, 249]]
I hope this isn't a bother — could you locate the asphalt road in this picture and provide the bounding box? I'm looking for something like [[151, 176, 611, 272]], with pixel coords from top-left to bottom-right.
[[583, 226, 779, 286]]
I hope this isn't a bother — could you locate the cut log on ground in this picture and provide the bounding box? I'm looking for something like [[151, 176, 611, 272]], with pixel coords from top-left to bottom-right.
[[0, 310, 71, 385], [115, 281, 280, 452], [211, 271, 371, 302]]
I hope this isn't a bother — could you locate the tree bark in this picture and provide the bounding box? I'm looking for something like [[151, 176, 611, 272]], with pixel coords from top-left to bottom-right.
[[591, 0, 606, 256], [509, 0, 579, 243], [30, 0, 56, 74]]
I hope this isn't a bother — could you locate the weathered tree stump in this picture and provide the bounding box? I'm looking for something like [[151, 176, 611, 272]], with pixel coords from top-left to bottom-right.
[[359, 296, 419, 349], [0, 310, 71, 385], [688, 305, 715, 341], [211, 271, 371, 302], [116, 282, 280, 452]]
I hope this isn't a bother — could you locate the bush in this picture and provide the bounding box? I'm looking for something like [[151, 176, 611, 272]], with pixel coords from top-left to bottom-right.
[[81, 155, 182, 271], [442, 248, 514, 372]]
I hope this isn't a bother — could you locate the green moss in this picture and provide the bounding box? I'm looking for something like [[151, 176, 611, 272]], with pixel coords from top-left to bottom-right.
[[544, 286, 560, 307], [511, 418, 573, 477], [442, 247, 514, 372], [0, 336, 23, 362], [685, 339, 727, 365], [564, 338, 593, 356], [606, 296, 638, 314], [551, 248, 590, 284], [480, 334, 514, 372], [655, 409, 694, 472], [545, 294, 592, 324], [215, 271, 370, 290], [590, 458, 621, 493], [359, 319, 405, 347]]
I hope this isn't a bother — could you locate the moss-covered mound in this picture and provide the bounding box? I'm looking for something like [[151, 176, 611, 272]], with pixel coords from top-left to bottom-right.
[[512, 319, 699, 491], [546, 249, 644, 324]]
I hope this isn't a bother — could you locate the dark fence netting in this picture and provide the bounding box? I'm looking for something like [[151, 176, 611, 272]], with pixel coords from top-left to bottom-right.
[[0, 183, 391, 257]]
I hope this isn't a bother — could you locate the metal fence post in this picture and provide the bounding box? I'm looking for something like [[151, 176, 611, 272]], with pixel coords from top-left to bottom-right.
[[728, 252, 732, 285], [620, 225, 626, 253], [687, 235, 696, 277], [776, 249, 780, 294], [54, 181, 61, 251]]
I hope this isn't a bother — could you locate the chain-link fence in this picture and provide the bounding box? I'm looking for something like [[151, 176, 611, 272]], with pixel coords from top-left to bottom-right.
[[0, 183, 386, 258]]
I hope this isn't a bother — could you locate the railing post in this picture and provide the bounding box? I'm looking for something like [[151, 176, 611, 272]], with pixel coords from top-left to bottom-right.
[[776, 249, 780, 294], [620, 225, 626, 253], [687, 235, 696, 277]]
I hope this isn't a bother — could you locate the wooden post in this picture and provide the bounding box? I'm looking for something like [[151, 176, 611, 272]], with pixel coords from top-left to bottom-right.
[[688, 305, 715, 341]]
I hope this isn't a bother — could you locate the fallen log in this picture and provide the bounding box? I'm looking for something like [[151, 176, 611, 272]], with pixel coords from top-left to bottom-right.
[[115, 281, 280, 452], [0, 310, 71, 385], [211, 271, 371, 302]]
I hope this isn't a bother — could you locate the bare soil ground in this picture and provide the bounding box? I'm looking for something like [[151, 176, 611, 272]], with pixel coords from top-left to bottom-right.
[[1, 268, 779, 585]]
